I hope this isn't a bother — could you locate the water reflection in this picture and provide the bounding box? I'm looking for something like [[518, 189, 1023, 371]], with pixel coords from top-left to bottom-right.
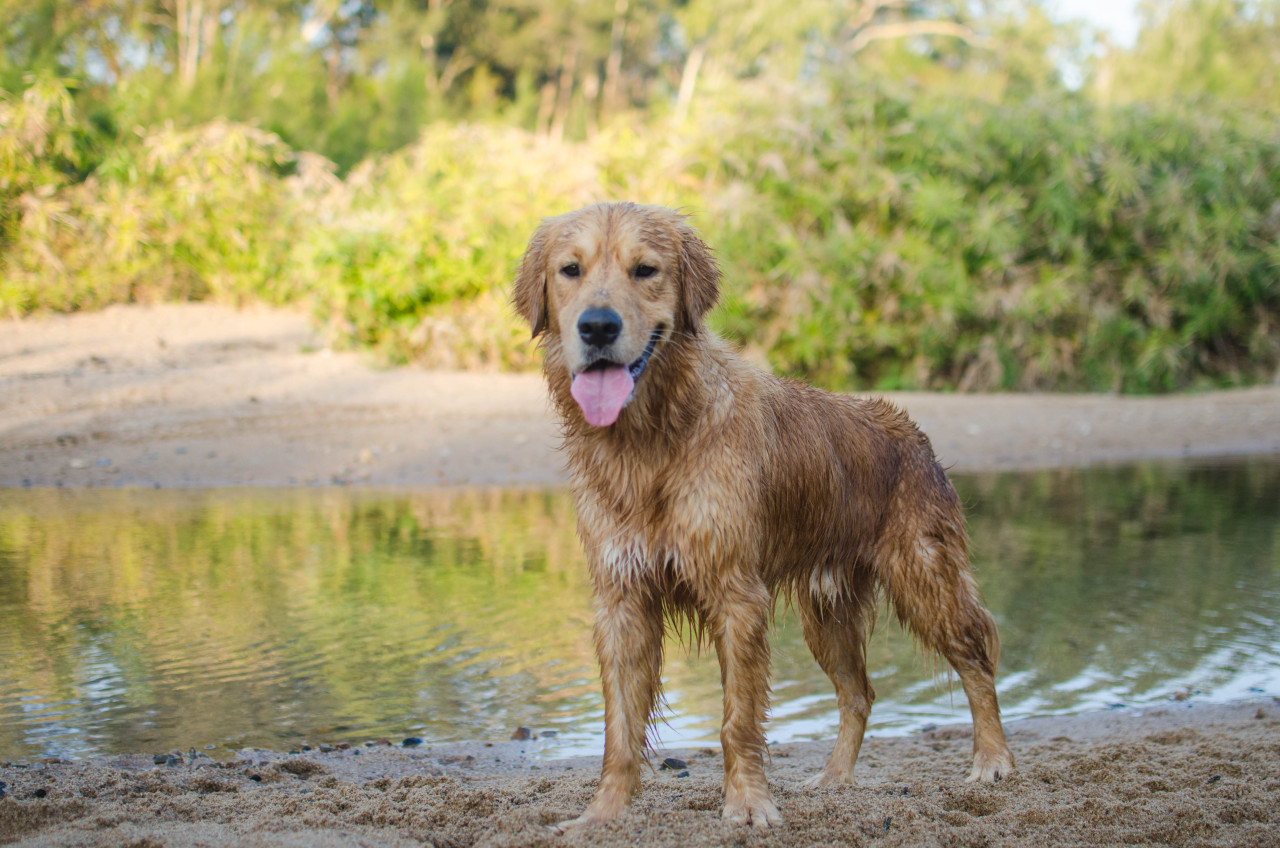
[[0, 457, 1277, 762]]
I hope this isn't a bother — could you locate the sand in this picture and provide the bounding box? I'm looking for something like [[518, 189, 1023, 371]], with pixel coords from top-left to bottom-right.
[[2, 703, 1276, 847], [2, 303, 1280, 847]]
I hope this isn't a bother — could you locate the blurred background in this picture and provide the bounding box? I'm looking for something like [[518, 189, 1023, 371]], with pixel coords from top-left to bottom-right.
[[2, 0, 1278, 394]]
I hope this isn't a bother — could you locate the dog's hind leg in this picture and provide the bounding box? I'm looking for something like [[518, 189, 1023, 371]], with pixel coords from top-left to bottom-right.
[[881, 530, 1015, 783], [560, 582, 665, 829], [795, 574, 877, 787]]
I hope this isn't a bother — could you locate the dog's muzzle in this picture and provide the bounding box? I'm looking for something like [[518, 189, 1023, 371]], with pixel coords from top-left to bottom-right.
[[570, 324, 664, 428]]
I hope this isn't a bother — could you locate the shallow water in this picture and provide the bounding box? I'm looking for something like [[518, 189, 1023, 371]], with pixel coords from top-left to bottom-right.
[[1, 457, 1278, 761]]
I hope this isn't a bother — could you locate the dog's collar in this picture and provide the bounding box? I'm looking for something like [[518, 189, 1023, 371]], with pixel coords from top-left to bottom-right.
[[627, 327, 663, 381]]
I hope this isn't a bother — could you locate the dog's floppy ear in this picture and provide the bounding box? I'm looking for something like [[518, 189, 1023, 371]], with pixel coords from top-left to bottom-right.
[[676, 219, 721, 334], [513, 220, 552, 338]]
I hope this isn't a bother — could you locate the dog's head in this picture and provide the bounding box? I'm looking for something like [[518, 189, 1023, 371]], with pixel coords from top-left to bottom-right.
[[513, 203, 720, 427]]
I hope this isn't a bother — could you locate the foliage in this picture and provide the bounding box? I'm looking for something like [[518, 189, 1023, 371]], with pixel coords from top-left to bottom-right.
[[0, 77, 89, 252], [702, 80, 1280, 392], [1, 108, 299, 312], [296, 124, 608, 368], [0, 0, 1035, 172], [1, 0, 1278, 393], [3, 75, 1280, 391], [1097, 0, 1280, 108]]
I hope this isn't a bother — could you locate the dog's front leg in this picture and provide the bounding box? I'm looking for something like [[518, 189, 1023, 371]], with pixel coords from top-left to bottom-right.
[[710, 580, 782, 828], [560, 583, 663, 830]]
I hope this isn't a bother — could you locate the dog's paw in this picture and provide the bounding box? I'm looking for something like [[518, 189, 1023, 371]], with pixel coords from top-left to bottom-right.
[[801, 770, 853, 789], [966, 747, 1015, 783], [548, 811, 608, 834], [549, 792, 631, 834], [722, 795, 782, 828]]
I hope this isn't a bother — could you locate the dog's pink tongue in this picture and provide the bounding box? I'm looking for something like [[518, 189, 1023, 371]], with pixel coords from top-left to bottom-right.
[[570, 366, 635, 427]]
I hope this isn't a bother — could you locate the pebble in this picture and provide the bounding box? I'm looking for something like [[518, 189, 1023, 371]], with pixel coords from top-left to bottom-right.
[[402, 737, 424, 748], [660, 757, 687, 771], [510, 727, 532, 741], [33, 788, 47, 798]]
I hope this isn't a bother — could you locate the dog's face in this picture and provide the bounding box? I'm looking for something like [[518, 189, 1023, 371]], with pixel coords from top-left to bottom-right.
[[514, 203, 720, 426]]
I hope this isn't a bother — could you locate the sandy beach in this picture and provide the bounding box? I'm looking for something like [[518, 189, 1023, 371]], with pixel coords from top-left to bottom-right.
[[2, 702, 1276, 847], [2, 303, 1279, 847]]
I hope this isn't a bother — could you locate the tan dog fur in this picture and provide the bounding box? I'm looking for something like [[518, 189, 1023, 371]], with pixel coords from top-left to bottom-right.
[[514, 202, 1014, 829]]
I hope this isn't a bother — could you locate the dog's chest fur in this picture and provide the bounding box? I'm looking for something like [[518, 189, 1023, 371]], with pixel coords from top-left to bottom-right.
[[573, 457, 750, 586], [565, 355, 768, 588]]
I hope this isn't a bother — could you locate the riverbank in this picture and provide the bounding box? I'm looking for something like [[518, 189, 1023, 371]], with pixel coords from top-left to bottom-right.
[[1, 700, 1276, 846], [2, 303, 1278, 489], [2, 303, 1279, 846]]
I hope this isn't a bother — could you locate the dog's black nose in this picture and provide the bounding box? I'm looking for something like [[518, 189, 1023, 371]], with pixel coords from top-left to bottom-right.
[[578, 308, 622, 347]]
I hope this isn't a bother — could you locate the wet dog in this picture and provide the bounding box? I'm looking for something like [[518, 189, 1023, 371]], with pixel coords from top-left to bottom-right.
[[513, 202, 1014, 828]]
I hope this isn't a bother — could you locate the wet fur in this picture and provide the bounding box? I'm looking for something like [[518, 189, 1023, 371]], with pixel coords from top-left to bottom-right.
[[514, 202, 1014, 829]]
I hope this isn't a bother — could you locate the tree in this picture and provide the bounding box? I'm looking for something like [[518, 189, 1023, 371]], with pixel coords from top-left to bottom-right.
[[1094, 0, 1280, 106]]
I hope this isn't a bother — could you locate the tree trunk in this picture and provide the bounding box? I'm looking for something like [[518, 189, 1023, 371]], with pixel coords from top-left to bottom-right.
[[674, 42, 705, 123], [602, 0, 629, 119], [548, 46, 578, 141], [172, 0, 206, 87], [536, 80, 557, 137]]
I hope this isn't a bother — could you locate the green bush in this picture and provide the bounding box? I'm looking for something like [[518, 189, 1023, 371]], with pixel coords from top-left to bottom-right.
[[697, 81, 1280, 392], [2, 79, 1278, 392], [293, 124, 608, 369], [2, 113, 298, 312]]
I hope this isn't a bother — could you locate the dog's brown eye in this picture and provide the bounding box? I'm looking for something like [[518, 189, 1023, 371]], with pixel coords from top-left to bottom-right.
[[634, 264, 658, 279], [561, 263, 580, 278]]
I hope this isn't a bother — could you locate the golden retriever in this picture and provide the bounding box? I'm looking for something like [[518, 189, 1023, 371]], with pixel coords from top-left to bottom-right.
[[513, 202, 1014, 829]]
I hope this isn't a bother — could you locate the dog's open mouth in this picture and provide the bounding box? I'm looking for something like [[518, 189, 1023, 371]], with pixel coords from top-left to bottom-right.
[[570, 328, 663, 427]]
